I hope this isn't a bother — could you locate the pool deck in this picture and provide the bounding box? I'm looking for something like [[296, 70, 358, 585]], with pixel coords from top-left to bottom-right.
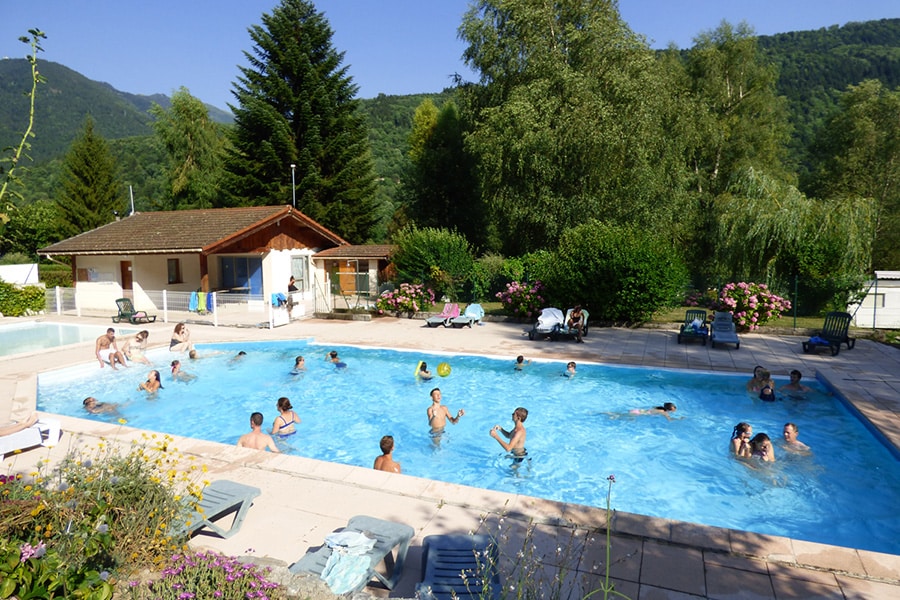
[[2, 314, 900, 599]]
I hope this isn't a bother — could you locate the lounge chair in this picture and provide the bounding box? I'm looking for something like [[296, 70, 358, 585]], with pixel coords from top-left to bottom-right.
[[416, 534, 501, 600], [181, 480, 261, 539], [0, 418, 61, 457], [677, 309, 709, 345], [450, 303, 485, 328], [289, 515, 414, 594], [553, 307, 590, 341], [709, 311, 740, 349], [802, 311, 856, 356], [112, 297, 157, 324], [528, 307, 564, 340], [427, 303, 460, 328]]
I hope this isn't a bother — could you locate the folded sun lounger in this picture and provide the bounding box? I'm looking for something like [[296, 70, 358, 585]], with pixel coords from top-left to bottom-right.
[[289, 514, 415, 593], [416, 534, 501, 600], [0, 418, 61, 457], [181, 480, 261, 539]]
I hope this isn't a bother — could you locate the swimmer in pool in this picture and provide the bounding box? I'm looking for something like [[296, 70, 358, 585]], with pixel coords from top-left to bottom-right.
[[373, 435, 401, 474], [418, 361, 433, 380], [608, 402, 679, 420], [237, 412, 280, 452], [490, 407, 528, 458], [758, 385, 776, 402], [427, 388, 464, 435], [271, 396, 301, 437], [291, 355, 306, 374], [563, 361, 576, 377], [746, 366, 774, 392], [138, 370, 163, 394], [228, 350, 247, 365], [748, 433, 776, 462], [514, 355, 530, 371], [82, 396, 119, 415], [170, 360, 196, 382], [731, 422, 753, 457], [326, 350, 347, 369], [782, 422, 810, 454], [780, 370, 811, 395]]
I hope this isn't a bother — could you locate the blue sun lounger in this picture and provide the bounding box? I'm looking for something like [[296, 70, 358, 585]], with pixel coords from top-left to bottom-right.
[[183, 480, 261, 539], [289, 515, 414, 593], [416, 534, 501, 600]]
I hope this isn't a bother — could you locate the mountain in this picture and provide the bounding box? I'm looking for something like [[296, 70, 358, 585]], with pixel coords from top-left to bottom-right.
[[0, 59, 232, 164]]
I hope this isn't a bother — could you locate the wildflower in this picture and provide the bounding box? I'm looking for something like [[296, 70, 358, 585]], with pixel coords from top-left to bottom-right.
[[100, 571, 110, 581], [19, 541, 47, 561]]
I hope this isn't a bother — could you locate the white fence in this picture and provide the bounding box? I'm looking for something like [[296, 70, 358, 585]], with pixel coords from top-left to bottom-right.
[[43, 287, 298, 329]]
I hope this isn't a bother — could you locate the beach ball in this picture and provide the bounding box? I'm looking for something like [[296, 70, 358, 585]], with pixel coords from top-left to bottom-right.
[[437, 362, 452, 377]]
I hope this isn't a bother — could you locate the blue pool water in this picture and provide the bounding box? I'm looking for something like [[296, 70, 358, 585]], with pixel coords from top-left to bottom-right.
[[36, 340, 900, 556], [1, 321, 139, 357]]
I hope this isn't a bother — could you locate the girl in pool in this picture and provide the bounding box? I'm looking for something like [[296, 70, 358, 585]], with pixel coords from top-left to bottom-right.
[[418, 361, 433, 380], [748, 433, 776, 462], [122, 330, 151, 365], [746, 366, 775, 392], [291, 356, 306, 374], [271, 396, 301, 437], [170, 360, 196, 382], [138, 370, 163, 394], [731, 422, 753, 456]]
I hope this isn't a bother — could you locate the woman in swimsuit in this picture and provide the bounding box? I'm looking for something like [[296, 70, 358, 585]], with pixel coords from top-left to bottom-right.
[[748, 433, 776, 462], [122, 330, 151, 365], [138, 370, 163, 394], [271, 396, 301, 437], [170, 323, 193, 353]]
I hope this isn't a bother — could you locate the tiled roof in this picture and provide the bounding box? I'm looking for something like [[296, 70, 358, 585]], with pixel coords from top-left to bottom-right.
[[314, 245, 396, 259], [39, 205, 347, 255]]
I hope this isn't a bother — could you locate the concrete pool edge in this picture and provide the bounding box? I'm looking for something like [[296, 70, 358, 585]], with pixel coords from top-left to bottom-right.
[[5, 315, 900, 596]]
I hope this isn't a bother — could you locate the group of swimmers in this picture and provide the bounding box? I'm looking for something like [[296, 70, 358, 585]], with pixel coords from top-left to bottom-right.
[[236, 396, 303, 452], [747, 365, 812, 401]]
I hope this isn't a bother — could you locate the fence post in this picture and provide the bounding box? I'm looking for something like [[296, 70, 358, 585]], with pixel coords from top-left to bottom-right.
[[793, 274, 798, 329], [163, 289, 168, 323], [212, 292, 218, 327], [55, 286, 62, 315]]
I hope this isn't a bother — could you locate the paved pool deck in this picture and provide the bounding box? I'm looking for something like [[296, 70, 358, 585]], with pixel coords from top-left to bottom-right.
[[2, 314, 900, 599]]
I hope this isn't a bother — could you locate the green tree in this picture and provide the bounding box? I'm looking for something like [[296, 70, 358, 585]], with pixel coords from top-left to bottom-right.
[[458, 0, 693, 255], [391, 225, 475, 300], [149, 87, 226, 210], [806, 80, 900, 269], [0, 199, 66, 257], [224, 0, 378, 242], [56, 117, 123, 236]]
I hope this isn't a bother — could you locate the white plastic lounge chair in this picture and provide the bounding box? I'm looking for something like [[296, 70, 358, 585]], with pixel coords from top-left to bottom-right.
[[427, 303, 460, 328], [450, 303, 485, 328], [554, 307, 590, 341], [710, 311, 740, 349], [416, 534, 501, 600], [528, 307, 564, 340], [289, 514, 415, 593], [0, 418, 61, 457], [182, 480, 261, 539]]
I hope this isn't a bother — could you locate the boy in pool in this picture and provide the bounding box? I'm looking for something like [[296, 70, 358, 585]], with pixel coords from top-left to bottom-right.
[[563, 361, 576, 377], [237, 412, 280, 452], [780, 370, 811, 395], [82, 397, 119, 414], [373, 435, 402, 474], [490, 407, 528, 457], [326, 350, 347, 369], [514, 355, 530, 371], [427, 388, 464, 435]]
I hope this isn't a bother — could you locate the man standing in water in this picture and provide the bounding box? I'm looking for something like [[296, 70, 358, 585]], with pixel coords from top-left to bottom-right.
[[237, 412, 280, 452], [490, 407, 528, 457]]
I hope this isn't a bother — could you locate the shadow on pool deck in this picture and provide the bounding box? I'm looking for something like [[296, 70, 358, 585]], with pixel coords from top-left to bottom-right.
[[3, 314, 900, 599]]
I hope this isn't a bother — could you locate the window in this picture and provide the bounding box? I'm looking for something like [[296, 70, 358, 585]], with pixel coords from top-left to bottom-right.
[[219, 256, 263, 295], [167, 259, 182, 284], [291, 256, 309, 292]]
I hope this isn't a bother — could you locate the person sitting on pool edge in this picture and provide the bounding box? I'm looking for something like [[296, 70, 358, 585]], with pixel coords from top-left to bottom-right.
[[121, 330, 151, 365], [237, 412, 280, 452], [427, 388, 464, 435], [780, 370, 811, 395], [82, 397, 119, 414], [373, 435, 401, 474], [418, 361, 433, 380], [169, 322, 194, 353], [490, 407, 528, 458], [95, 327, 128, 370]]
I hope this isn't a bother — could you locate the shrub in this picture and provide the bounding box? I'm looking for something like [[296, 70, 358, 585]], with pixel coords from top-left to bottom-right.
[[495, 280, 545, 319], [541, 221, 689, 323], [716, 282, 791, 331], [391, 225, 474, 300], [0, 280, 46, 315], [40, 263, 74, 288], [374, 282, 436, 316]]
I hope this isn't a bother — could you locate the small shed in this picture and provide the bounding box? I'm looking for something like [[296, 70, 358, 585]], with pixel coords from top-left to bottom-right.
[[312, 244, 396, 312], [853, 271, 900, 329]]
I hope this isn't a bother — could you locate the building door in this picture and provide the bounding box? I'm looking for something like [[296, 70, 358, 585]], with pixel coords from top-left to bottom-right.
[[120, 261, 133, 296]]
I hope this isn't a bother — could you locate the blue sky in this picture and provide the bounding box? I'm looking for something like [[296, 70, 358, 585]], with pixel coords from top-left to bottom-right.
[[2, 1, 898, 110]]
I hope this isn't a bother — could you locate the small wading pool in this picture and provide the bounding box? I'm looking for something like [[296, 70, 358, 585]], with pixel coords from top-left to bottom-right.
[[37, 340, 900, 556], [0, 320, 139, 358]]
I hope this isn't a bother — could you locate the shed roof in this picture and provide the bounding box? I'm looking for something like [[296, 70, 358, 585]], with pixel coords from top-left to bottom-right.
[[313, 245, 395, 260], [874, 271, 900, 280], [39, 205, 347, 256]]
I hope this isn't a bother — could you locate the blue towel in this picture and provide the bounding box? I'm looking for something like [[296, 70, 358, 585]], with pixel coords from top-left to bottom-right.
[[206, 292, 214, 313], [189, 292, 199, 312], [809, 336, 828, 345], [272, 292, 287, 307], [321, 531, 376, 594]]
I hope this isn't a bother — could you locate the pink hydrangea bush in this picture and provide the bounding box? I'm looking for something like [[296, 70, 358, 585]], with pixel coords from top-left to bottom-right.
[[375, 283, 436, 317], [495, 280, 545, 319], [717, 282, 791, 331]]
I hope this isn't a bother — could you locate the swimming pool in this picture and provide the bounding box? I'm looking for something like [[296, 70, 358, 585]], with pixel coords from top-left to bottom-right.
[[36, 340, 900, 556], [0, 320, 139, 358]]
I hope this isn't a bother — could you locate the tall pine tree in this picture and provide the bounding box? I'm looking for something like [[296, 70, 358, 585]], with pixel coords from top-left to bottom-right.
[[56, 117, 122, 236], [224, 0, 377, 242]]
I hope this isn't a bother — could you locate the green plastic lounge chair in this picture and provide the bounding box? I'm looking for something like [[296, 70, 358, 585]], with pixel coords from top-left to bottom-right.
[[553, 308, 590, 341], [802, 311, 856, 356], [450, 304, 485, 328], [677, 309, 708, 345], [710, 311, 740, 349], [427, 303, 460, 328], [112, 297, 157, 324], [0, 418, 61, 457], [182, 480, 261, 539], [289, 515, 414, 593], [416, 534, 501, 600]]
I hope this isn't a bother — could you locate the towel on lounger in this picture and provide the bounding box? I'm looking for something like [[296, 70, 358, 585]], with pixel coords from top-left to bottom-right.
[[321, 531, 376, 594]]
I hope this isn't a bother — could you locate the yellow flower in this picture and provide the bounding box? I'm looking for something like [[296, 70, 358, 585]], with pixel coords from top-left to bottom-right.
[[118, 418, 127, 425]]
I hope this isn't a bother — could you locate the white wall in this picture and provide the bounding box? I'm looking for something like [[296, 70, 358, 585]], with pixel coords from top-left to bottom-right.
[[0, 263, 40, 285], [853, 279, 900, 328]]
